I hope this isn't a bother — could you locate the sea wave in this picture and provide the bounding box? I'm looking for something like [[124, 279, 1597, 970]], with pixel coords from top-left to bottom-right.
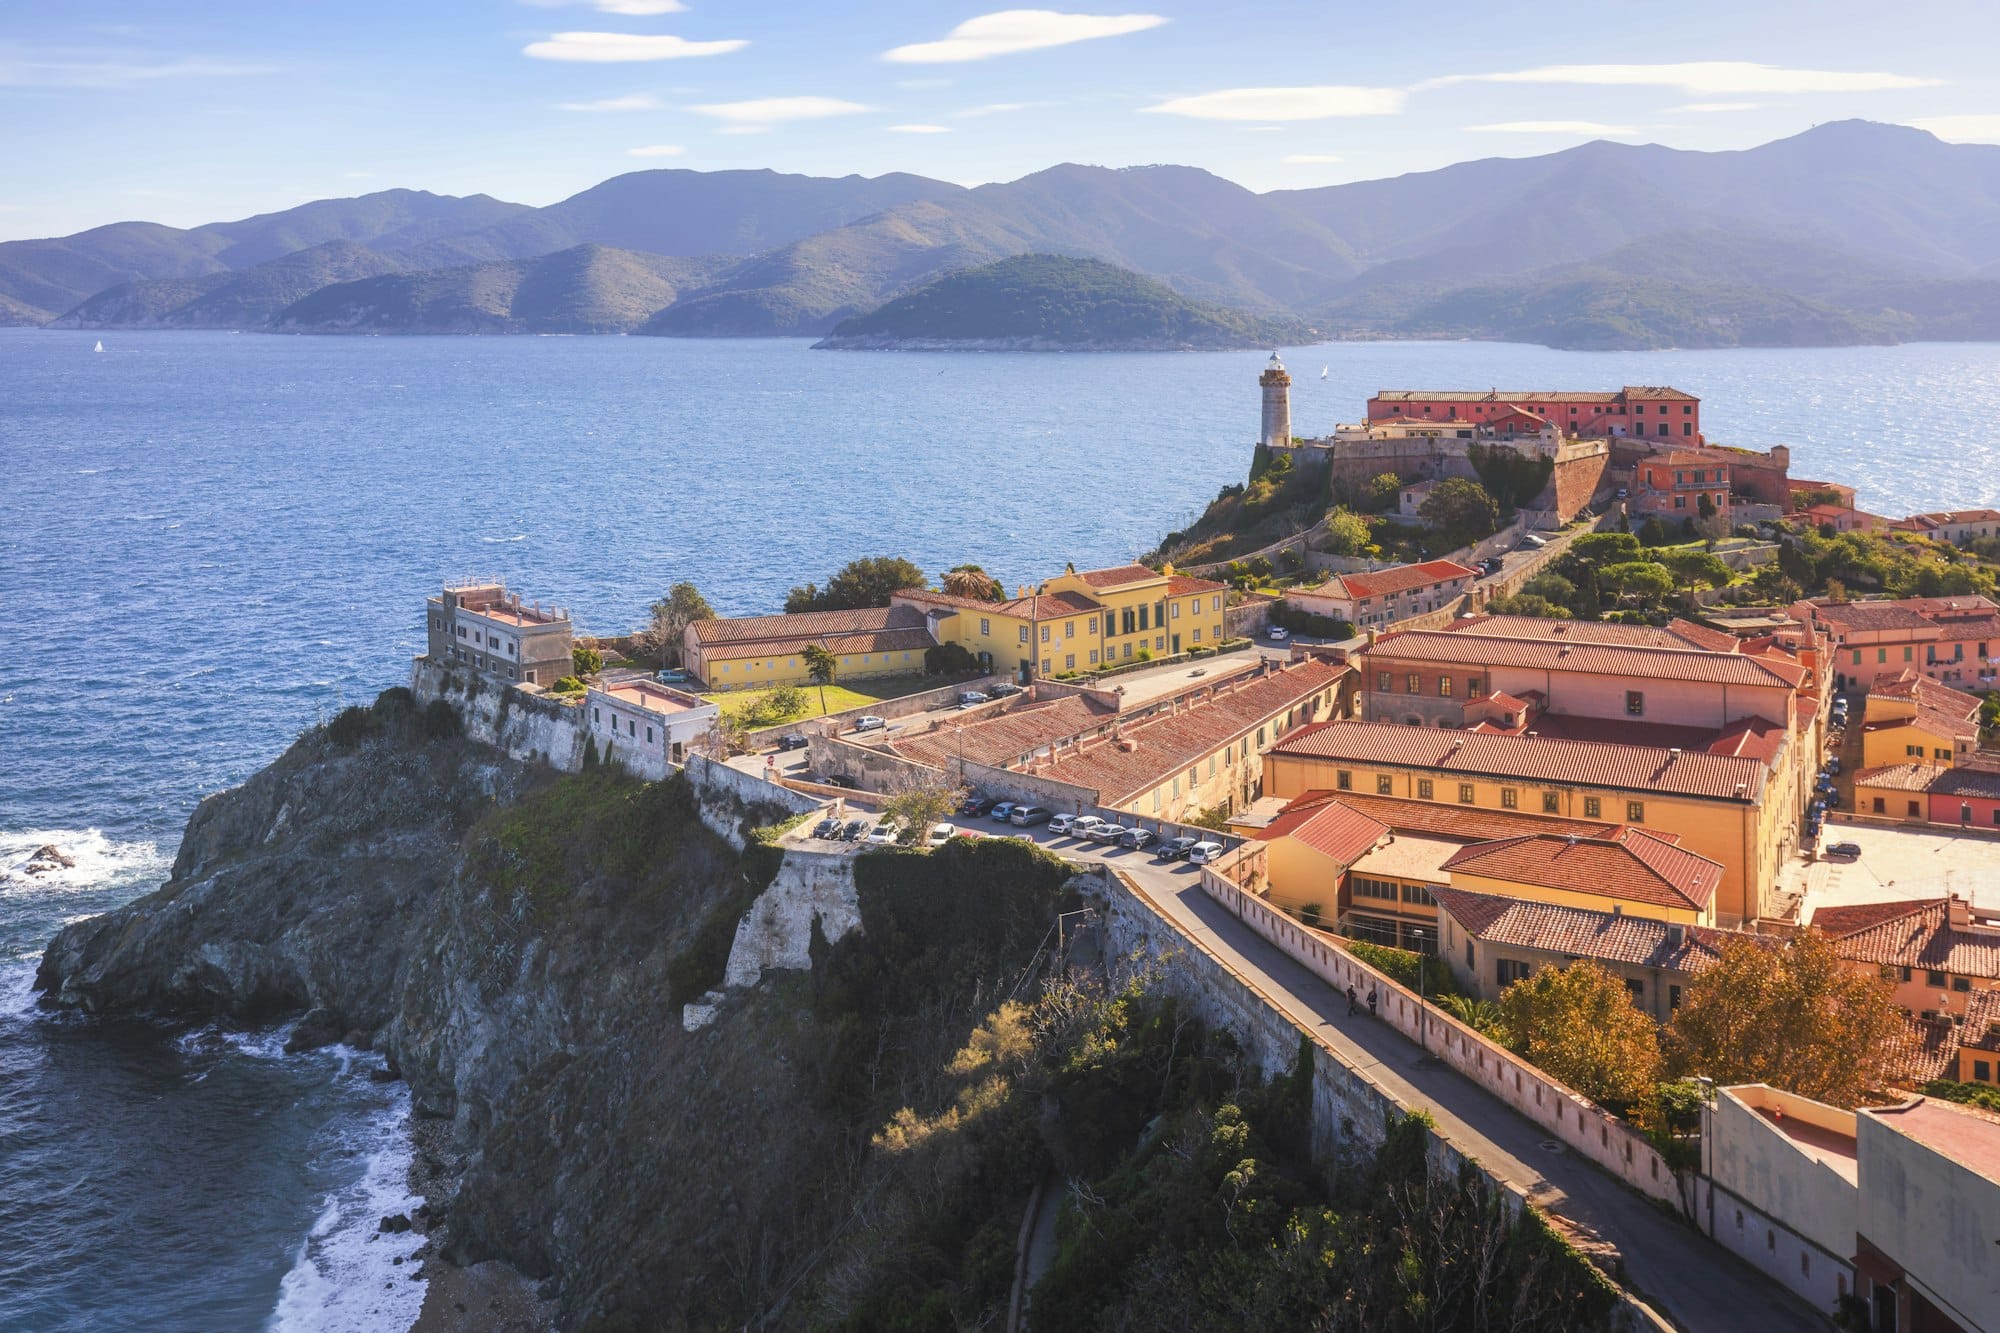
[[0, 828, 169, 897], [479, 533, 528, 543], [268, 1083, 427, 1333]]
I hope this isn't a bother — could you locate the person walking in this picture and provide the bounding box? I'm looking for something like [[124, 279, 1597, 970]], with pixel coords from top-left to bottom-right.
[[1366, 989, 1378, 1019], [1346, 985, 1358, 1016]]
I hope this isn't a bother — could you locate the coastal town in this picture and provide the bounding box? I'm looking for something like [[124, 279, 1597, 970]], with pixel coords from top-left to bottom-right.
[[421, 358, 2000, 1333]]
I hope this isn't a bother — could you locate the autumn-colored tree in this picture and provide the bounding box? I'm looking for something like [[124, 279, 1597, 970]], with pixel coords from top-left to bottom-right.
[[1499, 961, 1662, 1112], [1665, 928, 1903, 1107], [881, 778, 960, 846]]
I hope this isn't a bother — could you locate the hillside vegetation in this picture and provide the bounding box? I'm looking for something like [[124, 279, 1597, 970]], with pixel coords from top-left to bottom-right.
[[814, 254, 1312, 350]]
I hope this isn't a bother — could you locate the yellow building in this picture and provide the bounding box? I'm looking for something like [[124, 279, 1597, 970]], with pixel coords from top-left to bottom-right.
[[1810, 895, 2000, 1021], [1858, 670, 1980, 771], [1263, 720, 1783, 926], [1440, 828, 1722, 927], [894, 563, 1229, 681], [683, 606, 936, 690]]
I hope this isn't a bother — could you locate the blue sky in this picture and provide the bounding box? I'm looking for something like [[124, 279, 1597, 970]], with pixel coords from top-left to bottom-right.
[[4, 0, 1998, 241]]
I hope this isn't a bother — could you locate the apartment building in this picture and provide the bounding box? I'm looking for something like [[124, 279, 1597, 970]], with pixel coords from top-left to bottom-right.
[[1367, 385, 1701, 440], [1857, 670, 1982, 770], [584, 679, 718, 779], [1791, 595, 2000, 693], [1892, 508, 2000, 547], [426, 582, 573, 686], [1810, 895, 2000, 1021]]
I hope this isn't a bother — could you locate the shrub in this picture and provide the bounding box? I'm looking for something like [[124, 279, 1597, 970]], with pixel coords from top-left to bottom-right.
[[550, 675, 586, 695], [1134, 647, 1152, 662], [420, 698, 461, 740], [924, 641, 979, 675], [571, 645, 604, 678], [1343, 939, 1463, 998]]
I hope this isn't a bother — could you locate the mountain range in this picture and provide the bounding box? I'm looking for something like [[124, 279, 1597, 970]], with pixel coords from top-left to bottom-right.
[[14, 120, 2000, 349]]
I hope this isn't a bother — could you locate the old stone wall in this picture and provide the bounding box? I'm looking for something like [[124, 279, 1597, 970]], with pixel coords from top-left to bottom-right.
[[722, 849, 860, 989], [411, 657, 587, 772]]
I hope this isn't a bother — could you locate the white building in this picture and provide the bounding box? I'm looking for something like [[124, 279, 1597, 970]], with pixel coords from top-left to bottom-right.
[[585, 679, 719, 780]]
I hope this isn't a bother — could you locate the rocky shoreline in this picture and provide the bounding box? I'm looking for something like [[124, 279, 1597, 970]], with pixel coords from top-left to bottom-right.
[[407, 1117, 555, 1333]]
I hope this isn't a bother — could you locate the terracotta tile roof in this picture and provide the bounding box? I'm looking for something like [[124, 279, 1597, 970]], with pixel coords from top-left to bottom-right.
[[691, 605, 925, 647], [1072, 564, 1162, 589], [1809, 897, 1946, 937], [1316, 560, 1480, 601], [1880, 1015, 1962, 1086], [1271, 789, 1621, 844], [1365, 628, 1805, 688], [1468, 711, 1789, 765], [894, 587, 1102, 619], [1852, 763, 1938, 793], [1903, 509, 2000, 527], [1270, 721, 1769, 802], [1442, 828, 1722, 912], [1928, 766, 2000, 800], [1804, 599, 1977, 633], [1959, 990, 2000, 1055], [1254, 800, 1388, 865], [891, 695, 1116, 770], [1431, 887, 1745, 973], [1862, 685, 1980, 745], [1166, 573, 1228, 596], [1815, 899, 2000, 979], [1034, 659, 1346, 803]]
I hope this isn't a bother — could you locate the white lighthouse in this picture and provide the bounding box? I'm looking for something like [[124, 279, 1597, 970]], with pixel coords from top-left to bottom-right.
[[1258, 350, 1292, 448]]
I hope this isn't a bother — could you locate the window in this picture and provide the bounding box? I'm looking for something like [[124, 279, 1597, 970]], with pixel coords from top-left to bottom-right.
[[1438, 675, 1453, 698], [1872, 797, 1887, 813], [1065, 653, 1075, 669], [1626, 979, 1644, 1001], [1171, 601, 1180, 619], [1408, 673, 1422, 693], [1910, 800, 1922, 817], [1669, 985, 1682, 1011], [645, 726, 653, 743], [1041, 658, 1051, 674], [1401, 883, 1435, 906], [1625, 690, 1646, 717], [1192, 628, 1201, 642], [1466, 677, 1482, 695], [1584, 796, 1601, 819], [1377, 671, 1392, 691], [1626, 801, 1645, 823], [1977, 1060, 1993, 1082], [980, 618, 990, 636], [1138, 606, 1149, 632], [1457, 783, 1475, 804], [1064, 620, 1074, 638], [1041, 625, 1050, 643], [1954, 976, 1972, 992], [1337, 769, 1353, 790], [1496, 958, 1531, 986], [1089, 649, 1099, 664], [1542, 791, 1560, 813], [1927, 969, 1947, 987], [1377, 774, 1393, 795], [1018, 626, 1029, 643], [1498, 787, 1518, 809], [1212, 595, 1222, 612], [1417, 778, 1433, 799], [593, 707, 600, 723], [1353, 876, 1399, 902], [1087, 616, 1097, 635]]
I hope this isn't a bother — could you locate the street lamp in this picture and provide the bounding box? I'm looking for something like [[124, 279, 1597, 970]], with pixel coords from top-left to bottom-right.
[[1407, 925, 1430, 1050]]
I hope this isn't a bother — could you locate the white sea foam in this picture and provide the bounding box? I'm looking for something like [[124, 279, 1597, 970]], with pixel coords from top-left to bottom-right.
[[268, 1085, 427, 1333], [0, 828, 169, 898], [479, 533, 527, 543]]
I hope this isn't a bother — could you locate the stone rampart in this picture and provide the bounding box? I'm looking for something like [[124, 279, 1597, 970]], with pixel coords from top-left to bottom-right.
[[411, 657, 587, 772], [723, 849, 860, 989]]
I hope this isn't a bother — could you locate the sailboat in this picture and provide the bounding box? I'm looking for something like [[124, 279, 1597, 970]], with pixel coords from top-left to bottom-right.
[[93, 340, 104, 353], [1319, 365, 1328, 379]]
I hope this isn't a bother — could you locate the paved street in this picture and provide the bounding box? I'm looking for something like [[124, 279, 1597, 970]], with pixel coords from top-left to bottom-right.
[[928, 822, 1832, 1333]]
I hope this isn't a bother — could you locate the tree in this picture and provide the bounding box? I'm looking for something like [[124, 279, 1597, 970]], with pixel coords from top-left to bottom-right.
[[1417, 478, 1501, 539], [1499, 961, 1662, 1113], [1637, 517, 1672, 547], [1655, 548, 1734, 606], [1364, 473, 1403, 512], [1599, 561, 1675, 609], [942, 565, 1003, 601], [1321, 506, 1372, 556], [1484, 592, 1570, 619], [881, 779, 961, 846], [636, 582, 715, 666], [571, 645, 603, 678], [1666, 929, 1904, 1107], [802, 642, 838, 714], [1570, 532, 1642, 566], [786, 556, 928, 612], [1520, 572, 1576, 604]]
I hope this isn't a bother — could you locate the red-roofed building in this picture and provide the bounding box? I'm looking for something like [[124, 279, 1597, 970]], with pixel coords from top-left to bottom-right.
[[1811, 894, 2000, 1020], [1792, 595, 2000, 693], [1367, 386, 1701, 441], [1859, 669, 1983, 770], [1631, 450, 1731, 525], [1892, 508, 2000, 547], [1441, 827, 1723, 923], [1286, 559, 1479, 630], [684, 605, 937, 690]]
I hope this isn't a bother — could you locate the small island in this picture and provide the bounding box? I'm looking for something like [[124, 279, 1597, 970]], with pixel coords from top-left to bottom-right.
[[813, 253, 1314, 352]]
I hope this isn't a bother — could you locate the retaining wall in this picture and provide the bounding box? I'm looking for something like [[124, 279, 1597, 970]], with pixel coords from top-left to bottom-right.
[[411, 657, 587, 772]]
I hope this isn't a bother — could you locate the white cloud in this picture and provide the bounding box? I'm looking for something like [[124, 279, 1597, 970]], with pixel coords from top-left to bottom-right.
[[884, 9, 1166, 63], [0, 55, 273, 87], [1283, 153, 1345, 163], [557, 92, 663, 111], [1423, 62, 1938, 95], [1465, 120, 1639, 135], [953, 100, 1045, 117], [627, 143, 686, 156], [523, 32, 746, 62], [692, 95, 870, 124], [715, 124, 771, 135], [1143, 85, 1405, 121], [1670, 101, 1760, 113], [1911, 114, 2000, 143], [887, 123, 952, 133], [522, 0, 689, 11]]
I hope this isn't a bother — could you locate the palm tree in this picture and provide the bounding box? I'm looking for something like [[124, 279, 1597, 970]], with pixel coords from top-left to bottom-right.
[[942, 565, 1002, 601]]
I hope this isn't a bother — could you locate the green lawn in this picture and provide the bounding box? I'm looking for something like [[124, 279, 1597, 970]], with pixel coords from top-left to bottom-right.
[[704, 674, 943, 730]]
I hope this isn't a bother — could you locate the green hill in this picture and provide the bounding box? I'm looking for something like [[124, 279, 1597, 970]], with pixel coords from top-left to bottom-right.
[[813, 255, 1313, 350]]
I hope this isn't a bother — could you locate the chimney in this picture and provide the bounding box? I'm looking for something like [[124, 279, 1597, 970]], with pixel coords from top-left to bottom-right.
[[1611, 903, 1622, 915], [1949, 894, 1972, 930], [1667, 923, 1686, 949]]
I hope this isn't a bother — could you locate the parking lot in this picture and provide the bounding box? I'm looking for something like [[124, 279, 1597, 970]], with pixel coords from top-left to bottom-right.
[[1788, 820, 2000, 922]]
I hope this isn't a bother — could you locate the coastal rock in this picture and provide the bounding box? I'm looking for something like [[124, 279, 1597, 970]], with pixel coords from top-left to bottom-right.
[[285, 1007, 346, 1054], [23, 844, 76, 874]]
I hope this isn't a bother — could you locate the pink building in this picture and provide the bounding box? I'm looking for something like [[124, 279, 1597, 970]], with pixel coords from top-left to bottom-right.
[[1367, 386, 1700, 441]]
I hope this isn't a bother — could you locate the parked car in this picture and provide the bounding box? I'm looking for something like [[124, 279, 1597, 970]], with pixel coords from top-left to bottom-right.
[[1827, 757, 1841, 774], [927, 822, 957, 846], [1825, 841, 1863, 859], [1048, 813, 1078, 834], [819, 774, 857, 790], [958, 691, 989, 707], [1066, 815, 1106, 838], [1615, 487, 1629, 500], [1121, 828, 1156, 851], [777, 733, 809, 752], [1268, 627, 1290, 641], [1156, 835, 1200, 861], [852, 715, 886, 733], [1091, 821, 1132, 844], [1481, 556, 1504, 574], [1520, 534, 1549, 549], [812, 817, 841, 839], [989, 801, 1017, 823], [1010, 805, 1051, 826], [656, 667, 690, 684], [1186, 841, 1227, 864], [987, 682, 1022, 698], [866, 820, 901, 845], [960, 794, 995, 817], [840, 818, 867, 842]]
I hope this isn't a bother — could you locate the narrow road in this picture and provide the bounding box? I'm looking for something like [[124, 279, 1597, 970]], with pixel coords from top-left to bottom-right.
[[1119, 870, 1832, 1333]]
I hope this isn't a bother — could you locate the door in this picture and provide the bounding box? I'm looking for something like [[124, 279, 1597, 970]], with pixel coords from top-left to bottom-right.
[[1172, 634, 1181, 655]]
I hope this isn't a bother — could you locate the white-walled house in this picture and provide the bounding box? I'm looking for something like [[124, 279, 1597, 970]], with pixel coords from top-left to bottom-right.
[[585, 679, 718, 779]]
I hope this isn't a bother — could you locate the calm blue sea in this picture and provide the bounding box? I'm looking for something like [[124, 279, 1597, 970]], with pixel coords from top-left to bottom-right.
[[2, 328, 1998, 1330]]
